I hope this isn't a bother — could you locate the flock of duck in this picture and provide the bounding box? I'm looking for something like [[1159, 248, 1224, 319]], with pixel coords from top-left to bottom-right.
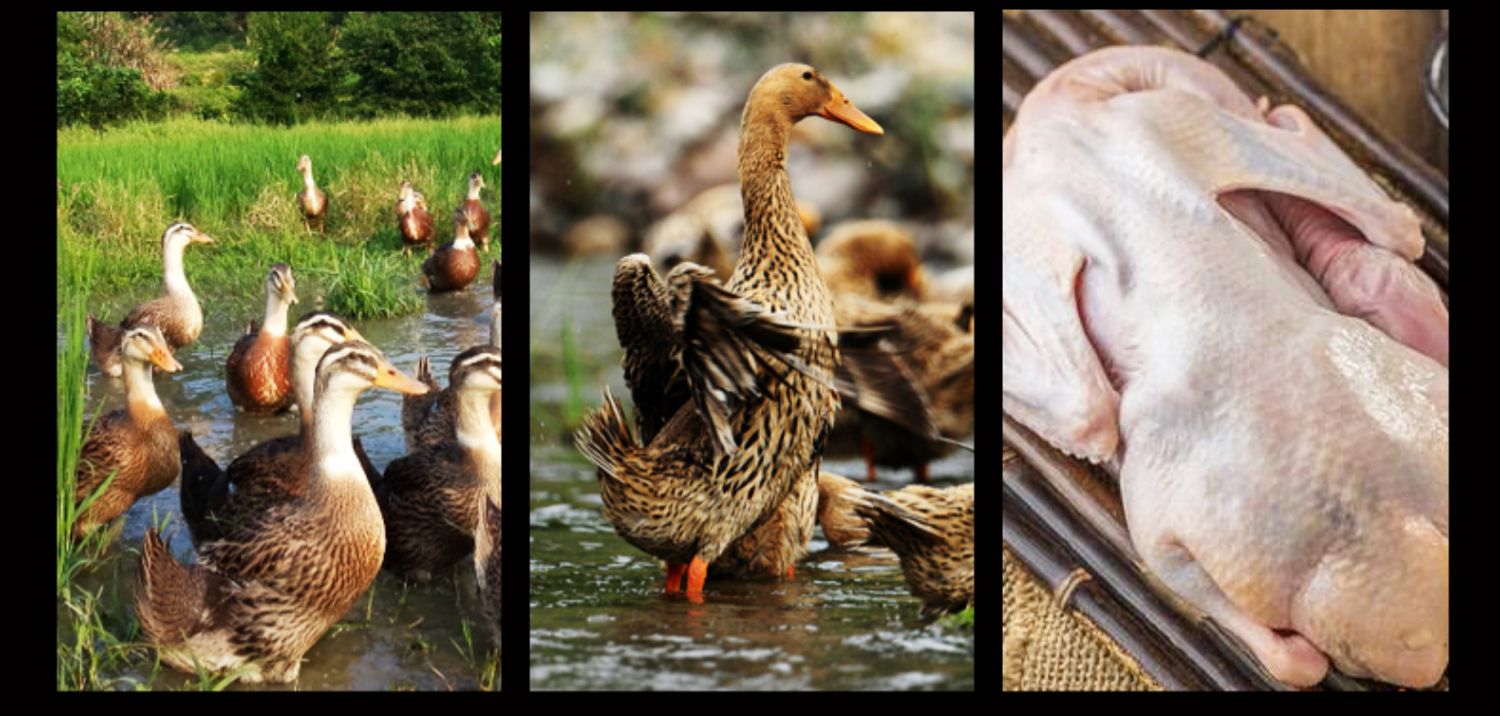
[[71, 149, 503, 684], [574, 64, 975, 619]]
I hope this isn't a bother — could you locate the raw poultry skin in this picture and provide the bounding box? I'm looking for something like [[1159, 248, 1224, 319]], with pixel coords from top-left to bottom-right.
[[1002, 47, 1448, 688]]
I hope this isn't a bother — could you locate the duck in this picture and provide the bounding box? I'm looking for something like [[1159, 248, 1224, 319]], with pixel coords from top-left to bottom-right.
[[460, 171, 491, 251], [136, 340, 428, 684], [88, 223, 215, 378], [225, 263, 299, 414], [373, 346, 502, 582], [182, 311, 378, 546], [818, 473, 973, 619], [421, 211, 480, 292], [643, 183, 823, 281], [817, 219, 927, 301], [474, 492, 501, 644], [834, 294, 974, 482], [401, 346, 503, 452], [490, 259, 502, 349], [73, 325, 183, 539], [296, 155, 327, 232], [397, 181, 435, 255], [574, 63, 883, 600]]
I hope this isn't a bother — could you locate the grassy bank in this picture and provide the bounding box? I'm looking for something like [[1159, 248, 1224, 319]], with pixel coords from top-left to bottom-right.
[[58, 115, 502, 322]]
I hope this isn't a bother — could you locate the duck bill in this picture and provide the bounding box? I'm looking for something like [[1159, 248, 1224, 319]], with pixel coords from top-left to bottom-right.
[[819, 86, 884, 135], [373, 367, 430, 395], [192, 230, 216, 245], [152, 350, 183, 373]]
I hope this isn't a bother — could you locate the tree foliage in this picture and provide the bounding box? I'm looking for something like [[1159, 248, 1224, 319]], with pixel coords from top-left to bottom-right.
[[232, 12, 339, 125], [337, 12, 501, 119]]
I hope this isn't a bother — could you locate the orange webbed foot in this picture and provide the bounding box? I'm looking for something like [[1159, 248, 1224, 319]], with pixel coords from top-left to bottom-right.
[[665, 562, 688, 594], [686, 556, 708, 603]]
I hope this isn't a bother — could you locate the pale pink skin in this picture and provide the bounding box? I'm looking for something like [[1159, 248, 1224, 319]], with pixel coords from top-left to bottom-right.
[[1003, 47, 1448, 688]]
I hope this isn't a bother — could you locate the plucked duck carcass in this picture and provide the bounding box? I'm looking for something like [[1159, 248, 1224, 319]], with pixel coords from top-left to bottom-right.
[[375, 346, 502, 582], [136, 341, 428, 684], [225, 263, 299, 413], [574, 64, 883, 600], [88, 223, 214, 378], [421, 211, 480, 293], [73, 325, 183, 539], [397, 181, 435, 255], [295, 154, 327, 232], [459, 171, 491, 251], [182, 311, 378, 546]]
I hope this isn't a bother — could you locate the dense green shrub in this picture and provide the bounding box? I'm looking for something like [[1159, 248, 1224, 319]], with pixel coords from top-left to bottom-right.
[[232, 12, 339, 125], [141, 11, 247, 52], [57, 13, 170, 128], [339, 12, 501, 119]]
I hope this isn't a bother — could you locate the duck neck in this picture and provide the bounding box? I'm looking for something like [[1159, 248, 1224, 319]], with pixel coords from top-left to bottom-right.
[[123, 357, 165, 424], [452, 234, 474, 252], [467, 181, 483, 201], [310, 385, 363, 485], [162, 238, 194, 300], [457, 389, 501, 476], [302, 167, 318, 192], [262, 292, 290, 339], [736, 107, 819, 285], [293, 343, 325, 434]]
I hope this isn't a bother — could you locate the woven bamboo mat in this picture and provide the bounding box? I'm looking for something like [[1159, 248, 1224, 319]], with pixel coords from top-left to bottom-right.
[[1001, 9, 1450, 691]]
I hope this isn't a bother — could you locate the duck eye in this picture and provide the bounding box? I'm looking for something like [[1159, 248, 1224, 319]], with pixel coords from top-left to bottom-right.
[[802, 71, 812, 80]]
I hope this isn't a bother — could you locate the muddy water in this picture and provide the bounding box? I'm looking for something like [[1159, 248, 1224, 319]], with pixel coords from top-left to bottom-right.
[[67, 275, 500, 691], [529, 255, 975, 691]]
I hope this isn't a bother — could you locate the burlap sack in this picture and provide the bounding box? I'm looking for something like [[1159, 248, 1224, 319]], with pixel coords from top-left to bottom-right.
[[1002, 546, 1159, 691]]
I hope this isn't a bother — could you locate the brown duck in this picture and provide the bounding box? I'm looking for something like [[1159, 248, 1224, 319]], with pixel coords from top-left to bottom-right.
[[375, 346, 502, 582], [422, 211, 480, 292], [225, 263, 299, 413], [73, 325, 183, 539], [817, 471, 973, 618], [817, 219, 927, 301], [834, 294, 974, 482], [475, 491, 501, 644], [397, 181, 435, 255], [574, 63, 883, 600], [296, 154, 327, 232], [182, 311, 378, 546], [136, 341, 428, 684], [459, 171, 491, 251], [88, 223, 214, 378]]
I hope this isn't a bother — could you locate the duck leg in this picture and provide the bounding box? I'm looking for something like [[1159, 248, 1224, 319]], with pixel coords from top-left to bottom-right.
[[785, 564, 795, 580], [685, 556, 708, 603], [915, 463, 929, 484], [862, 439, 877, 482], [664, 562, 688, 594]]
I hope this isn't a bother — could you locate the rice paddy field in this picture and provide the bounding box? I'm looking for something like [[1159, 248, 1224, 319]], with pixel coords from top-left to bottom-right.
[[58, 115, 502, 321]]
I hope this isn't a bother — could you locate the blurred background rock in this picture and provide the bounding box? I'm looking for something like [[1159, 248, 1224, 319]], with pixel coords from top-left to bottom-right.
[[529, 11, 974, 265]]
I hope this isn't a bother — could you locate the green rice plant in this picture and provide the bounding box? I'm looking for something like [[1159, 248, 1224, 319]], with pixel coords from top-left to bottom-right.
[[450, 621, 499, 691]]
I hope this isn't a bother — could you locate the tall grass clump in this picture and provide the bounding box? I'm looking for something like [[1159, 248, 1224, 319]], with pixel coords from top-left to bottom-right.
[[58, 114, 500, 321]]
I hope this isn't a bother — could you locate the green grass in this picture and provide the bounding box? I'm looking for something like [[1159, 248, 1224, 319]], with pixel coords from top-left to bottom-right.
[[59, 114, 501, 322]]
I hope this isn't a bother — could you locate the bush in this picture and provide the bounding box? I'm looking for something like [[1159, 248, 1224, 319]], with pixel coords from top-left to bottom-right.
[[232, 11, 338, 125], [57, 13, 170, 128], [338, 12, 501, 119]]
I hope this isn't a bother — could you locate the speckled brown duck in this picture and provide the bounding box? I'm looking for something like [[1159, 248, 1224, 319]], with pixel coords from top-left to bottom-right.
[[397, 181, 435, 255], [574, 63, 883, 600], [136, 340, 428, 684], [182, 311, 378, 546], [817, 219, 927, 301], [88, 223, 214, 378], [374, 346, 502, 583], [422, 211, 480, 292], [643, 183, 823, 281], [226, 263, 299, 414], [73, 326, 183, 539], [296, 155, 327, 232], [834, 293, 974, 482], [474, 490, 500, 644], [817, 471, 973, 618], [459, 171, 491, 251], [403, 263, 503, 451]]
